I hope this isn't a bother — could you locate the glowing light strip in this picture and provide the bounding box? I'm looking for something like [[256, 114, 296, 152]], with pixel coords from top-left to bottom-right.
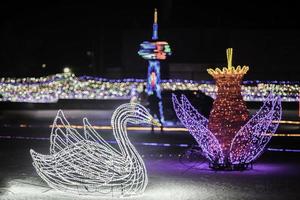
[[10, 124, 300, 136], [50, 125, 187, 132], [274, 120, 300, 125], [2, 136, 300, 154], [12, 120, 299, 131], [30, 103, 157, 197], [267, 148, 300, 153]]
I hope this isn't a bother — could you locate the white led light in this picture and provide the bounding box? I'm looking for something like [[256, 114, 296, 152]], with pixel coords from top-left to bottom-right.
[[0, 73, 299, 103], [63, 67, 71, 73], [30, 103, 157, 197]]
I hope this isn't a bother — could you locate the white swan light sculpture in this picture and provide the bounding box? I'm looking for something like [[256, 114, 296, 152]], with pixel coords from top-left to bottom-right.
[[30, 103, 160, 197]]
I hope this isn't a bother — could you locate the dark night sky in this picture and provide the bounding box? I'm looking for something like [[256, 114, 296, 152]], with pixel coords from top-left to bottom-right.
[[0, 1, 300, 80]]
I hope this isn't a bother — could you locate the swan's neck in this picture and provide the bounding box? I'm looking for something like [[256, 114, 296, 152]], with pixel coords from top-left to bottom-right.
[[111, 108, 139, 157], [111, 106, 148, 193]]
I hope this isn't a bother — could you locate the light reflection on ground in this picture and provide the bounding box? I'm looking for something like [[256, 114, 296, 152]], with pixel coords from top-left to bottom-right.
[[1, 158, 299, 200]]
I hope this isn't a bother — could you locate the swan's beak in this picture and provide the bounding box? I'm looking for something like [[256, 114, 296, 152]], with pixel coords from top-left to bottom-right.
[[150, 118, 161, 127]]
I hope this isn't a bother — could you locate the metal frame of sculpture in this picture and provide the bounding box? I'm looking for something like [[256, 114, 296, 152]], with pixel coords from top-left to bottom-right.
[[30, 103, 160, 197]]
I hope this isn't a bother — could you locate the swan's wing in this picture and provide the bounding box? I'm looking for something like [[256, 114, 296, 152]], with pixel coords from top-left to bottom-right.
[[50, 110, 85, 155], [31, 141, 130, 193], [229, 95, 282, 164], [30, 150, 61, 189], [172, 94, 224, 164], [83, 118, 121, 156], [50, 110, 120, 156], [180, 94, 209, 127]]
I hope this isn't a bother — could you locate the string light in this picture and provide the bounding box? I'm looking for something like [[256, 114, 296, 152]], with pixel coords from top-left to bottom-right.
[[172, 48, 282, 170], [30, 103, 160, 197], [0, 73, 298, 103], [229, 94, 282, 164], [172, 94, 224, 164], [207, 48, 250, 163]]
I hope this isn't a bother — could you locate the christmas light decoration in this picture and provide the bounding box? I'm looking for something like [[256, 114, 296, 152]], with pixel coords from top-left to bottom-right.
[[172, 48, 282, 170], [0, 74, 298, 103], [30, 103, 160, 197], [138, 8, 172, 122]]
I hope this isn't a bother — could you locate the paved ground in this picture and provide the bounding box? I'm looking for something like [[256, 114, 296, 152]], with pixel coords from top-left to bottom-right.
[[0, 109, 299, 199], [0, 139, 299, 200]]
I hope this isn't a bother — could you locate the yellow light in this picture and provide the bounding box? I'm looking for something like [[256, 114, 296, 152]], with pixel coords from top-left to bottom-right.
[[274, 120, 300, 125], [63, 67, 71, 73], [154, 8, 158, 23], [49, 124, 300, 137], [207, 48, 249, 77]]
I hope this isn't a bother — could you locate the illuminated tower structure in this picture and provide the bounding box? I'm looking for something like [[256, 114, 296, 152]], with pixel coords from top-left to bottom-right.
[[138, 9, 172, 123]]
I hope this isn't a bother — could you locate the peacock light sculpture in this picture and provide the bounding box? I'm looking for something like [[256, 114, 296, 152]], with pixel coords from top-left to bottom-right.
[[30, 103, 161, 197], [172, 48, 282, 170]]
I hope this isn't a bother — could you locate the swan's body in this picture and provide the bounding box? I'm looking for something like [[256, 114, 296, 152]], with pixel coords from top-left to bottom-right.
[[30, 103, 159, 197]]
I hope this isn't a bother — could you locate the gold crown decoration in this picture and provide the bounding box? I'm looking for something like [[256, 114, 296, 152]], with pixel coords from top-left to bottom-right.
[[207, 48, 249, 78]]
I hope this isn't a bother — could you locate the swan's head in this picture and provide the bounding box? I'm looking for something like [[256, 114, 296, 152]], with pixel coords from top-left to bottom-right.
[[126, 103, 161, 127]]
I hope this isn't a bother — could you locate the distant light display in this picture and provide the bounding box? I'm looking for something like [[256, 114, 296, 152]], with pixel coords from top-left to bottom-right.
[[0, 73, 299, 103], [172, 48, 282, 170], [138, 8, 172, 123], [30, 103, 159, 197]]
